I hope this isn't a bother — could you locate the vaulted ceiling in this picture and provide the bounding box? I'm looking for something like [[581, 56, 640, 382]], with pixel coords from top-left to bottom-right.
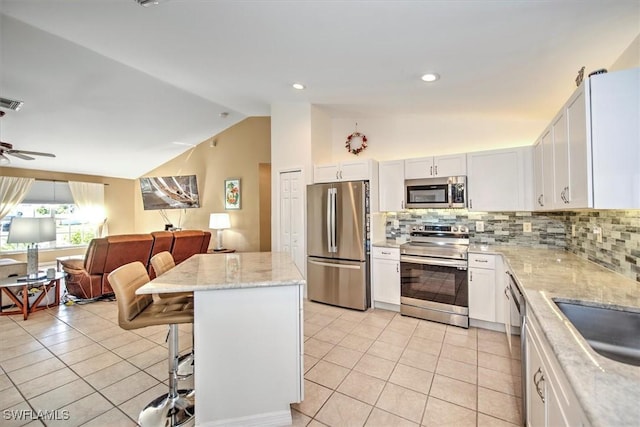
[[1, 0, 638, 178]]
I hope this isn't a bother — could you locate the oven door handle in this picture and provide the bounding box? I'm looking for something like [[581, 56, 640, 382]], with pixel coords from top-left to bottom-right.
[[401, 255, 467, 270]]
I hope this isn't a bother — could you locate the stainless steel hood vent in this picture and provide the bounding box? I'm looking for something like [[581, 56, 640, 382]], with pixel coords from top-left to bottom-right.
[[0, 97, 24, 111]]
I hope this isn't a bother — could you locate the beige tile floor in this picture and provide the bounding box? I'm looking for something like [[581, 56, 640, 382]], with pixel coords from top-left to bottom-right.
[[0, 297, 521, 427]]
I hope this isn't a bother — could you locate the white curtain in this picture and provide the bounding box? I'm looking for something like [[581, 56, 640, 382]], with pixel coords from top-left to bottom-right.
[[0, 177, 35, 220], [68, 181, 108, 237]]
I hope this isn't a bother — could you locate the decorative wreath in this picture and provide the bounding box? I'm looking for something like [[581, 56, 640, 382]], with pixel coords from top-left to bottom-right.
[[345, 131, 368, 155]]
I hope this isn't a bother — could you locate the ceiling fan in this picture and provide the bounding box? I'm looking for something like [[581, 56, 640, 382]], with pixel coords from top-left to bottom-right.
[[0, 141, 56, 164], [0, 109, 56, 164]]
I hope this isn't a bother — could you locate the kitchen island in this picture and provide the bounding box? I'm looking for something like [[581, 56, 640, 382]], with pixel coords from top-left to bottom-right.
[[470, 245, 640, 427], [136, 252, 305, 427]]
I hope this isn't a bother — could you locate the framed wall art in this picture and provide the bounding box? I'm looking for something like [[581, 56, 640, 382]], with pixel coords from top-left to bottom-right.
[[224, 178, 241, 210]]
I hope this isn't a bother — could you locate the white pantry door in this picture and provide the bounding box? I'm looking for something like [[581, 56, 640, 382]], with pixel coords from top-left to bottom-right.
[[279, 170, 305, 275]]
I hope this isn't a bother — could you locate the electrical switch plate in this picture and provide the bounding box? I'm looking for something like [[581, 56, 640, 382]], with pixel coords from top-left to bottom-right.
[[475, 221, 484, 232], [571, 224, 576, 237], [523, 222, 532, 233]]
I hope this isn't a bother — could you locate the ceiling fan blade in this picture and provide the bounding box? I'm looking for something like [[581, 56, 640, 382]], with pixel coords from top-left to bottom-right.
[[7, 149, 56, 158], [7, 152, 35, 160]]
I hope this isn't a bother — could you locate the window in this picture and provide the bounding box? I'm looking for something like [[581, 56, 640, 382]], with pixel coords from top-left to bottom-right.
[[0, 181, 96, 252]]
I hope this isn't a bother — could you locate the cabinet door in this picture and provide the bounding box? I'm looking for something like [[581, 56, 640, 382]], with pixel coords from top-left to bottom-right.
[[467, 147, 530, 212], [372, 258, 400, 306], [340, 160, 372, 181], [314, 164, 340, 183], [541, 128, 554, 209], [547, 381, 571, 427], [379, 160, 405, 211], [404, 157, 434, 179], [533, 139, 545, 210], [565, 88, 590, 208], [552, 111, 569, 209], [468, 267, 496, 322], [526, 331, 547, 427], [434, 154, 467, 177]]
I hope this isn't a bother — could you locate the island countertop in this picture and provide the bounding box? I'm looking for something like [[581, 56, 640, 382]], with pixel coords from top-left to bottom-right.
[[469, 245, 640, 427], [136, 252, 305, 295]]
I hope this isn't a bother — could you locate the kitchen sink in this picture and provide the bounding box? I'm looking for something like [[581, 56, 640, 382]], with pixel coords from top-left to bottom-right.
[[554, 301, 640, 366]]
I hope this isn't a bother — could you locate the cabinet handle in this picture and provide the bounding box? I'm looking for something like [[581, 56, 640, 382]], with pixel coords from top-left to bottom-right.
[[469, 199, 473, 209], [396, 263, 399, 273], [538, 194, 544, 207], [401, 200, 404, 210], [340, 171, 343, 180], [430, 166, 433, 176], [470, 271, 473, 281], [474, 259, 488, 263], [560, 188, 566, 203], [435, 165, 438, 175], [381, 251, 391, 255], [504, 287, 509, 298], [533, 367, 545, 403], [564, 186, 570, 204], [336, 171, 339, 180]]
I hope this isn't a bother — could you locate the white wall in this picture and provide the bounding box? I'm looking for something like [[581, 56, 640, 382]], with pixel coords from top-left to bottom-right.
[[610, 33, 640, 71], [330, 114, 546, 163], [270, 103, 313, 255]]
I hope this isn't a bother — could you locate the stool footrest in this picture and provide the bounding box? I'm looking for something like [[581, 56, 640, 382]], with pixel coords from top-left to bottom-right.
[[138, 389, 195, 427]]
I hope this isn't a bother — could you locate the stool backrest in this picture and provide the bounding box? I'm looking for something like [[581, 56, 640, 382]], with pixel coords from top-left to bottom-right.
[[108, 261, 153, 329], [150, 251, 176, 277]]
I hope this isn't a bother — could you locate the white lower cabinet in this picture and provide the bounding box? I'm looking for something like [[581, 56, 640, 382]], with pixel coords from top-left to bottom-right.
[[468, 253, 505, 325], [526, 313, 588, 427], [372, 246, 400, 310]]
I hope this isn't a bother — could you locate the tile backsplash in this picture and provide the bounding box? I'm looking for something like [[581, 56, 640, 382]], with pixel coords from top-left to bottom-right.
[[385, 209, 640, 282]]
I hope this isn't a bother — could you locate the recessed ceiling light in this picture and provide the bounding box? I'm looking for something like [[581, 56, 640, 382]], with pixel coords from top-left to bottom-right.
[[292, 83, 306, 90], [421, 73, 440, 82]]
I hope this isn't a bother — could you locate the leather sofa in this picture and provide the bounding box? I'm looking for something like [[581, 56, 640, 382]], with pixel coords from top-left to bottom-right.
[[61, 230, 211, 299]]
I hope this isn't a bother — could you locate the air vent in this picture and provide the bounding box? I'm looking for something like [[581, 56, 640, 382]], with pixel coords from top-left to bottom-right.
[[135, 0, 164, 6], [0, 97, 24, 111]]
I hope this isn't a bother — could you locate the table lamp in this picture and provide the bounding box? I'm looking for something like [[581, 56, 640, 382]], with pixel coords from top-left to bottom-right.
[[7, 217, 57, 278], [209, 213, 230, 251]]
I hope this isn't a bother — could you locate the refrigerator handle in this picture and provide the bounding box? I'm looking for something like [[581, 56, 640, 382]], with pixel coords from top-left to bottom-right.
[[326, 189, 332, 253], [330, 188, 337, 252]]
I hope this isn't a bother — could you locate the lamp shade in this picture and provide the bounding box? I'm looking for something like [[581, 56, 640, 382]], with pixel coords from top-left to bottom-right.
[[209, 213, 230, 230], [7, 217, 57, 244]]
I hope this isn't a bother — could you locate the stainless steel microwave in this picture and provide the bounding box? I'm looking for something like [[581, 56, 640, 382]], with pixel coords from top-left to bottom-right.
[[404, 176, 467, 208]]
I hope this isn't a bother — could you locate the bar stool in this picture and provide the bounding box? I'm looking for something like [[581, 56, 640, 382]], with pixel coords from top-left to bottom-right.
[[150, 251, 194, 379], [108, 261, 194, 427]]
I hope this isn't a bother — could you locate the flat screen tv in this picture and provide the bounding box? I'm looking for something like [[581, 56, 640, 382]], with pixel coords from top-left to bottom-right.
[[139, 175, 200, 210]]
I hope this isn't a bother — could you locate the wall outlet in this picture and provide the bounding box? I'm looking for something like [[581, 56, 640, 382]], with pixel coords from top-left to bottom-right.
[[475, 221, 484, 232], [571, 224, 576, 237], [593, 226, 603, 243], [523, 222, 532, 233]]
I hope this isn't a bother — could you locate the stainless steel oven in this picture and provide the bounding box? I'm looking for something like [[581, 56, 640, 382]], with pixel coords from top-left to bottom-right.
[[400, 225, 470, 328]]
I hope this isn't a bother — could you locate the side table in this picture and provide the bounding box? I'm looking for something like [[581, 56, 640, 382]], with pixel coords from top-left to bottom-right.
[[0, 273, 63, 320]]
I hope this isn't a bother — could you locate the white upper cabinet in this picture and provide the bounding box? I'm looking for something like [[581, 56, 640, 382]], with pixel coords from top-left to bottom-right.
[[533, 67, 640, 210], [404, 154, 466, 179], [467, 146, 532, 212], [378, 160, 405, 212], [533, 129, 555, 210], [314, 159, 378, 183]]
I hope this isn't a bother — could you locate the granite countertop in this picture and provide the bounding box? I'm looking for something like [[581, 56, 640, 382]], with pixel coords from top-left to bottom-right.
[[372, 240, 403, 248], [136, 252, 305, 295], [469, 245, 640, 426]]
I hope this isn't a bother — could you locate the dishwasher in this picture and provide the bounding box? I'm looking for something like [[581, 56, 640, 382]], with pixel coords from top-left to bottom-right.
[[505, 271, 526, 425]]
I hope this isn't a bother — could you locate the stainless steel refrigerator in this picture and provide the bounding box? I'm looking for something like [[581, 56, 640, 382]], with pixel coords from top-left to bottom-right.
[[307, 180, 370, 311]]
